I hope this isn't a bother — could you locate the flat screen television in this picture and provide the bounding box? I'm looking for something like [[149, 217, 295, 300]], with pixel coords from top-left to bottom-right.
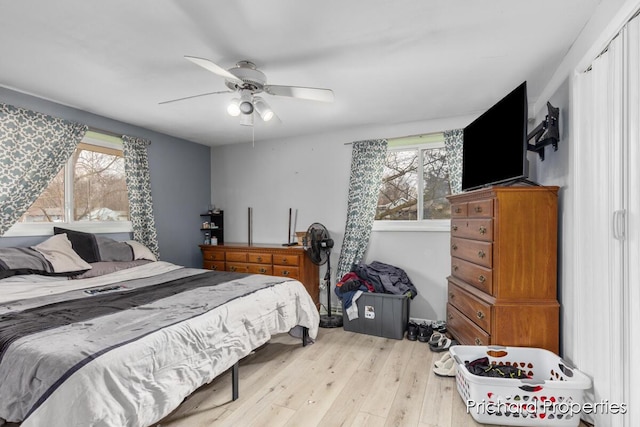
[[461, 81, 529, 191]]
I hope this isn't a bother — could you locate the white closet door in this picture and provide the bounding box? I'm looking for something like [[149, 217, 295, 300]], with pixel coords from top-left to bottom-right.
[[623, 15, 640, 426], [573, 14, 640, 426], [573, 27, 625, 427]]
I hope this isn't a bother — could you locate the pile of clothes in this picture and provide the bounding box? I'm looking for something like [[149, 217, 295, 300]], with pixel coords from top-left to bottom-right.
[[335, 261, 418, 320]]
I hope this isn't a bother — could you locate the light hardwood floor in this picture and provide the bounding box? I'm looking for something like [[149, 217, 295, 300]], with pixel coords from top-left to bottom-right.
[[158, 328, 588, 427]]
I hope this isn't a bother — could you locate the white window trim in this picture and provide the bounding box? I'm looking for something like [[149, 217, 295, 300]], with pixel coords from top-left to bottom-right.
[[3, 221, 133, 237], [372, 219, 451, 232], [375, 133, 450, 229], [6, 133, 132, 237]]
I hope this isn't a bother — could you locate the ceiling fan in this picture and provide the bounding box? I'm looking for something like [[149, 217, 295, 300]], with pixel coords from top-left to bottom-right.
[[160, 56, 335, 126]]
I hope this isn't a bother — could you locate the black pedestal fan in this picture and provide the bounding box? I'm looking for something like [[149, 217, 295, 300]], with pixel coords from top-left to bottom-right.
[[304, 222, 343, 328]]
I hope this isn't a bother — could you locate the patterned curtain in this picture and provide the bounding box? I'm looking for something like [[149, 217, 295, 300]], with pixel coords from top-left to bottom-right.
[[336, 139, 387, 280], [0, 103, 87, 236], [443, 129, 464, 195], [122, 135, 160, 259]]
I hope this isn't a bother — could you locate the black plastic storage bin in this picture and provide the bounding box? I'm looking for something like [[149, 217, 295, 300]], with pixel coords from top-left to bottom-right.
[[343, 292, 409, 340]]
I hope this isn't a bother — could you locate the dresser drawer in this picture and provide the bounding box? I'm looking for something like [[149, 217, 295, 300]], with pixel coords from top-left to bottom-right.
[[273, 254, 300, 266], [203, 260, 225, 271], [226, 262, 249, 273], [451, 257, 493, 294], [451, 218, 493, 242], [226, 252, 248, 262], [450, 237, 492, 268], [202, 251, 225, 262], [273, 265, 300, 279], [451, 202, 468, 217], [468, 198, 493, 218], [247, 264, 273, 275], [448, 281, 491, 332], [248, 253, 272, 264], [447, 303, 490, 346]]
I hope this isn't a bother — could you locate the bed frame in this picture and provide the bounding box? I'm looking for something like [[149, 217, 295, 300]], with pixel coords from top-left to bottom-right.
[[230, 326, 310, 401]]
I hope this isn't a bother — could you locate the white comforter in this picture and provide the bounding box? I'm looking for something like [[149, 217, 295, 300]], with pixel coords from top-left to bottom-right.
[[0, 262, 319, 427]]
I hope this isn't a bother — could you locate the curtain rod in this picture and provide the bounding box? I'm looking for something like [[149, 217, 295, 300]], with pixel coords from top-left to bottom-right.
[[87, 126, 152, 145], [87, 126, 123, 138], [343, 131, 444, 145]]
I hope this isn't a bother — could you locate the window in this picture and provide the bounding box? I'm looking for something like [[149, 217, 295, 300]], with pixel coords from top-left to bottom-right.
[[8, 131, 132, 236], [376, 133, 451, 224]]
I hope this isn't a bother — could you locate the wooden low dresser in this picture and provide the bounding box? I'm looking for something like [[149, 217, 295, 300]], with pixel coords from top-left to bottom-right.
[[446, 186, 560, 354], [199, 243, 320, 308]]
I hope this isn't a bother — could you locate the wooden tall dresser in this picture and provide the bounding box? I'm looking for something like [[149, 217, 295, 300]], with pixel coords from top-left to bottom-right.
[[199, 243, 320, 308], [446, 186, 560, 354]]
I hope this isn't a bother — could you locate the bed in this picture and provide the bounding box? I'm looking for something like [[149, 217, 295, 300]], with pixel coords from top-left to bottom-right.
[[0, 234, 320, 427]]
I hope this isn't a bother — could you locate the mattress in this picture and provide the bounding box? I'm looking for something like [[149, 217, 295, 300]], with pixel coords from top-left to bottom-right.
[[0, 261, 319, 427]]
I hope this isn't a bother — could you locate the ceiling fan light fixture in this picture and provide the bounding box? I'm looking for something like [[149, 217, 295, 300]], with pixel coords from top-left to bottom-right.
[[239, 112, 254, 126], [239, 90, 254, 115], [227, 98, 241, 116], [254, 97, 274, 122]]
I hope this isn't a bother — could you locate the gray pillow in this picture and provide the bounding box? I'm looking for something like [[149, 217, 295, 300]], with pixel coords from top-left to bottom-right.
[[0, 247, 54, 279], [95, 236, 135, 262]]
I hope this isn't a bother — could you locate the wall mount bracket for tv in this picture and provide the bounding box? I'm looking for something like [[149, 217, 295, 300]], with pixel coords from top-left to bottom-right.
[[527, 102, 559, 161]]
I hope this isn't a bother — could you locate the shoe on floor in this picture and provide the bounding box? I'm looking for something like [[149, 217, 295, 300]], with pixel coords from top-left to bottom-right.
[[430, 338, 459, 353], [428, 331, 445, 346], [417, 323, 433, 343], [434, 351, 452, 368], [433, 357, 457, 377], [406, 321, 418, 341]]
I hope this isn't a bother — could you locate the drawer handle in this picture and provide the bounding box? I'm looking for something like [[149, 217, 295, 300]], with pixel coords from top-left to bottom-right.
[[449, 292, 455, 299], [211, 265, 217, 270], [282, 270, 290, 276], [477, 250, 485, 258], [259, 267, 267, 274], [451, 244, 458, 251], [475, 338, 483, 345], [448, 314, 453, 321], [453, 265, 459, 272], [474, 206, 483, 213], [229, 266, 237, 272], [478, 275, 486, 283], [455, 207, 462, 213], [282, 258, 288, 264], [256, 256, 262, 262], [476, 310, 485, 320], [478, 226, 487, 235], [452, 225, 458, 232]]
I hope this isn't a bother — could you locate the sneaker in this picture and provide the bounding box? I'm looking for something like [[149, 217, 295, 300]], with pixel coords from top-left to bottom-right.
[[417, 323, 433, 343], [431, 320, 447, 333], [406, 321, 419, 341]]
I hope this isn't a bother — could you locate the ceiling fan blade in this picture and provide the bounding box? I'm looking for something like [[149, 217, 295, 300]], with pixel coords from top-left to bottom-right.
[[184, 56, 244, 86], [159, 90, 233, 105], [263, 85, 334, 103]]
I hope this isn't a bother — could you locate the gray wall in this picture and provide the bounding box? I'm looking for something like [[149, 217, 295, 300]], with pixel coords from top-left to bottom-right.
[[0, 87, 211, 268], [211, 115, 473, 321]]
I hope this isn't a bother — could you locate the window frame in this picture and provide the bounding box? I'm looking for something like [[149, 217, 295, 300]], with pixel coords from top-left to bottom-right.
[[373, 134, 451, 233], [3, 133, 133, 237]]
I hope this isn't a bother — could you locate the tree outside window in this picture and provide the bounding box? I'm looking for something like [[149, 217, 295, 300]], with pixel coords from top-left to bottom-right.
[[20, 137, 129, 223], [376, 134, 451, 221]]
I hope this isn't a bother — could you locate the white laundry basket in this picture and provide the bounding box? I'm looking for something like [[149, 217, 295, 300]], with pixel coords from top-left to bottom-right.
[[449, 345, 592, 426]]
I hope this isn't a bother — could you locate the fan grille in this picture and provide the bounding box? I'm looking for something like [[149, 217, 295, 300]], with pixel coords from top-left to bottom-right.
[[305, 223, 332, 265]]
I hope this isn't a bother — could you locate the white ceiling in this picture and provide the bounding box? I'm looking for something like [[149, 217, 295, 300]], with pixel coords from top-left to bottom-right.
[[0, 0, 601, 147]]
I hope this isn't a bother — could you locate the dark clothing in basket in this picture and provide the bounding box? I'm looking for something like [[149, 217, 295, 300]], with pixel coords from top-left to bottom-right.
[[465, 357, 530, 379]]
